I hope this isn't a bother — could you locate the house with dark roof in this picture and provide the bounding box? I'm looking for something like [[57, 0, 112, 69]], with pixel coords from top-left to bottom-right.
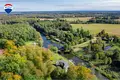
[[55, 60, 69, 72]]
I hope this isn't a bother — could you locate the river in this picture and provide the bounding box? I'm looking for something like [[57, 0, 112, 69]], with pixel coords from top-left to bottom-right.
[[41, 34, 63, 49], [41, 34, 109, 80]]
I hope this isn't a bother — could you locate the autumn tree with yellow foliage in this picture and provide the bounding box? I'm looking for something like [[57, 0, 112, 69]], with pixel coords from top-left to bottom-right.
[[67, 65, 96, 80]]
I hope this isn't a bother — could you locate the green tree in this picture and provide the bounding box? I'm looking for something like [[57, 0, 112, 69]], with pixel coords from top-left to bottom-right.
[[91, 44, 102, 52], [104, 57, 108, 64], [88, 44, 91, 53], [0, 23, 41, 46], [0, 54, 26, 74], [108, 57, 112, 64], [67, 65, 95, 80], [49, 45, 58, 53], [97, 52, 105, 60], [95, 53, 99, 60], [113, 49, 120, 61], [51, 67, 67, 79], [0, 39, 7, 49], [17, 45, 54, 79], [0, 72, 21, 80]]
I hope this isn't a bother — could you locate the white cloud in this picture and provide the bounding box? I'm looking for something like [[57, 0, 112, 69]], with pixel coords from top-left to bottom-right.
[[0, 0, 120, 11]]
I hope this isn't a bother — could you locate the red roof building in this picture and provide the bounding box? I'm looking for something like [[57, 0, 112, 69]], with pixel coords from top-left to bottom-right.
[[0, 49, 4, 55]]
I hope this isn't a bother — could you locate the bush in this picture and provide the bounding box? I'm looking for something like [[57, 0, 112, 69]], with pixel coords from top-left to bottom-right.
[[49, 45, 58, 53], [0, 39, 7, 49]]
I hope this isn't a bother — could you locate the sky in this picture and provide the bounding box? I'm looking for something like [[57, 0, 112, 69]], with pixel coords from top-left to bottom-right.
[[0, 0, 120, 11]]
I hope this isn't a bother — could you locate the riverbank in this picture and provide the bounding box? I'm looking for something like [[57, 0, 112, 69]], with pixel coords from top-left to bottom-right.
[[41, 33, 108, 80], [41, 34, 63, 49]]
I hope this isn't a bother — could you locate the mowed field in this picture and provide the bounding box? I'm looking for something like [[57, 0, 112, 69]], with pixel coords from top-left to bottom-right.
[[71, 24, 120, 36], [61, 17, 92, 21]]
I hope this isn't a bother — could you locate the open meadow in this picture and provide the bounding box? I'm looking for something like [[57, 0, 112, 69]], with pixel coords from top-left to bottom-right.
[[61, 17, 92, 21], [71, 24, 120, 36]]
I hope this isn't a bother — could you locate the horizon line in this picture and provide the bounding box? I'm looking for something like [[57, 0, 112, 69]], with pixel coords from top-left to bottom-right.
[[1, 10, 120, 13]]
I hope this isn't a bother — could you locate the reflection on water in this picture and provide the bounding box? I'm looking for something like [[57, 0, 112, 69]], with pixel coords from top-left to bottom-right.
[[41, 34, 63, 49]]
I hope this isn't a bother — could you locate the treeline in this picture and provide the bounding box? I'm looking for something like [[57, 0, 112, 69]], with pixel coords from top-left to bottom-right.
[[0, 23, 41, 46], [69, 19, 87, 24], [88, 18, 120, 24], [66, 16, 120, 24], [1, 11, 120, 20]]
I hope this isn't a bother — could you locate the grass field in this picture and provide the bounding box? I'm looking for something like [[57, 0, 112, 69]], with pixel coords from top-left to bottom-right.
[[72, 41, 90, 52], [72, 37, 97, 52], [61, 17, 92, 21], [25, 41, 35, 45], [71, 24, 120, 36]]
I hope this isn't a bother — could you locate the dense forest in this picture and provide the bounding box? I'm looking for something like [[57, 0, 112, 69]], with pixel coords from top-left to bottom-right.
[[87, 17, 120, 24], [0, 44, 96, 80], [0, 14, 97, 80], [0, 23, 41, 47]]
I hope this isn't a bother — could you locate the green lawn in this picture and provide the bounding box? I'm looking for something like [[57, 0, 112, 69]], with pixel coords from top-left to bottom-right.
[[72, 37, 97, 52], [25, 41, 35, 45], [60, 17, 92, 21], [72, 41, 90, 52], [53, 53, 74, 65], [71, 24, 120, 36]]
